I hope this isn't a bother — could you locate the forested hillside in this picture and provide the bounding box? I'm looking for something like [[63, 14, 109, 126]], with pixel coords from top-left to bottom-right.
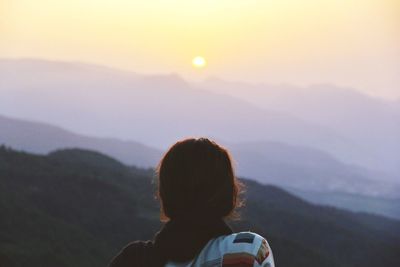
[[1, 146, 399, 267]]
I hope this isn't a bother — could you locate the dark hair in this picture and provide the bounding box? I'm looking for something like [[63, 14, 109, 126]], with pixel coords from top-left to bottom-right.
[[155, 137, 244, 221]]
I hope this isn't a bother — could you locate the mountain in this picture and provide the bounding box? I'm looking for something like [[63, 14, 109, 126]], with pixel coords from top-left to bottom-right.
[[2, 114, 399, 200], [0, 147, 399, 267], [0, 114, 162, 168], [225, 140, 400, 198], [201, 78, 400, 177], [0, 58, 372, 172], [285, 188, 400, 220]]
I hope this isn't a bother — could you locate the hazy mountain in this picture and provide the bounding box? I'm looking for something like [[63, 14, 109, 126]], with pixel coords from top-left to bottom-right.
[[1, 58, 373, 173], [286, 188, 400, 220], [0, 114, 161, 168], [1, 147, 399, 267], [201, 78, 400, 176], [225, 140, 400, 199], [2, 114, 399, 199]]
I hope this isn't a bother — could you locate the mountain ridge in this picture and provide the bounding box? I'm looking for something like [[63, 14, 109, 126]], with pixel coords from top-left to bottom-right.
[[1, 113, 399, 200], [0, 146, 399, 267], [0, 58, 375, 170]]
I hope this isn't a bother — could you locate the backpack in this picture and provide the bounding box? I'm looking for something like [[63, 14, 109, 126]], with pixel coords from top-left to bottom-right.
[[164, 231, 275, 267]]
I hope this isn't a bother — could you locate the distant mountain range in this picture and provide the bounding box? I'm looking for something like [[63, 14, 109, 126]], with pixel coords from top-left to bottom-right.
[[1, 147, 399, 267], [286, 187, 400, 220], [2, 114, 399, 201], [3, 58, 398, 178], [1, 58, 399, 218], [201, 78, 400, 176], [0, 114, 160, 168], [227, 140, 400, 199], [1, 114, 399, 221]]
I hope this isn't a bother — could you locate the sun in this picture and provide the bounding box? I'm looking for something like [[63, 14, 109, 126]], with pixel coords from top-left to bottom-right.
[[192, 56, 206, 68]]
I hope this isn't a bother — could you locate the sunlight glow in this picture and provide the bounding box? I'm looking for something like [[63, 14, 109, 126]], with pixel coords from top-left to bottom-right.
[[192, 56, 206, 68]]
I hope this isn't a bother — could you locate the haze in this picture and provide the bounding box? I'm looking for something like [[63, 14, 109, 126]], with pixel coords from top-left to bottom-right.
[[1, 0, 399, 99]]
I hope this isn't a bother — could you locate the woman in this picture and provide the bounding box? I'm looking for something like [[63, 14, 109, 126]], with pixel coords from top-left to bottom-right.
[[109, 137, 275, 267]]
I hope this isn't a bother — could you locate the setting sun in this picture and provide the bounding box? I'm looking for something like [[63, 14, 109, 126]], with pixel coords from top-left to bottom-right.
[[192, 56, 206, 68]]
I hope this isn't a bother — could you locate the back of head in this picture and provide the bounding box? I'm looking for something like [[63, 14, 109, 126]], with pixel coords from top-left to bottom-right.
[[156, 137, 243, 221]]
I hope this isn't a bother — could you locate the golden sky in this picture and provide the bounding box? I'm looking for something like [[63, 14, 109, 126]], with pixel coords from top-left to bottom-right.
[[1, 0, 399, 99]]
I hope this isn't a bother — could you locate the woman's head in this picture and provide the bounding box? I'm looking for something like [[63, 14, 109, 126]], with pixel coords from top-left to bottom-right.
[[155, 137, 244, 221]]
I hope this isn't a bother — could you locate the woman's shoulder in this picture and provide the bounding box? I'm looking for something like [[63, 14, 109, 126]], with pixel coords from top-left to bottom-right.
[[108, 240, 155, 267]]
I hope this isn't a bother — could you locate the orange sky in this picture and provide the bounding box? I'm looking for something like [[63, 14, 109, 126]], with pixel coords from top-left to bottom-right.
[[0, 0, 399, 99]]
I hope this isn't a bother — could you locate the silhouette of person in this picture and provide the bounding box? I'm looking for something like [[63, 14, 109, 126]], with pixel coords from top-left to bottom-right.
[[109, 137, 275, 267]]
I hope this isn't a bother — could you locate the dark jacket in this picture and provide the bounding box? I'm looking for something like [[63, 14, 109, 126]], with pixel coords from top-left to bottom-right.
[[108, 216, 233, 267]]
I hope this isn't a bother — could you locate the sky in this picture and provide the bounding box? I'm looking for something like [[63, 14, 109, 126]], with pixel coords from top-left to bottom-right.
[[0, 0, 399, 99]]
